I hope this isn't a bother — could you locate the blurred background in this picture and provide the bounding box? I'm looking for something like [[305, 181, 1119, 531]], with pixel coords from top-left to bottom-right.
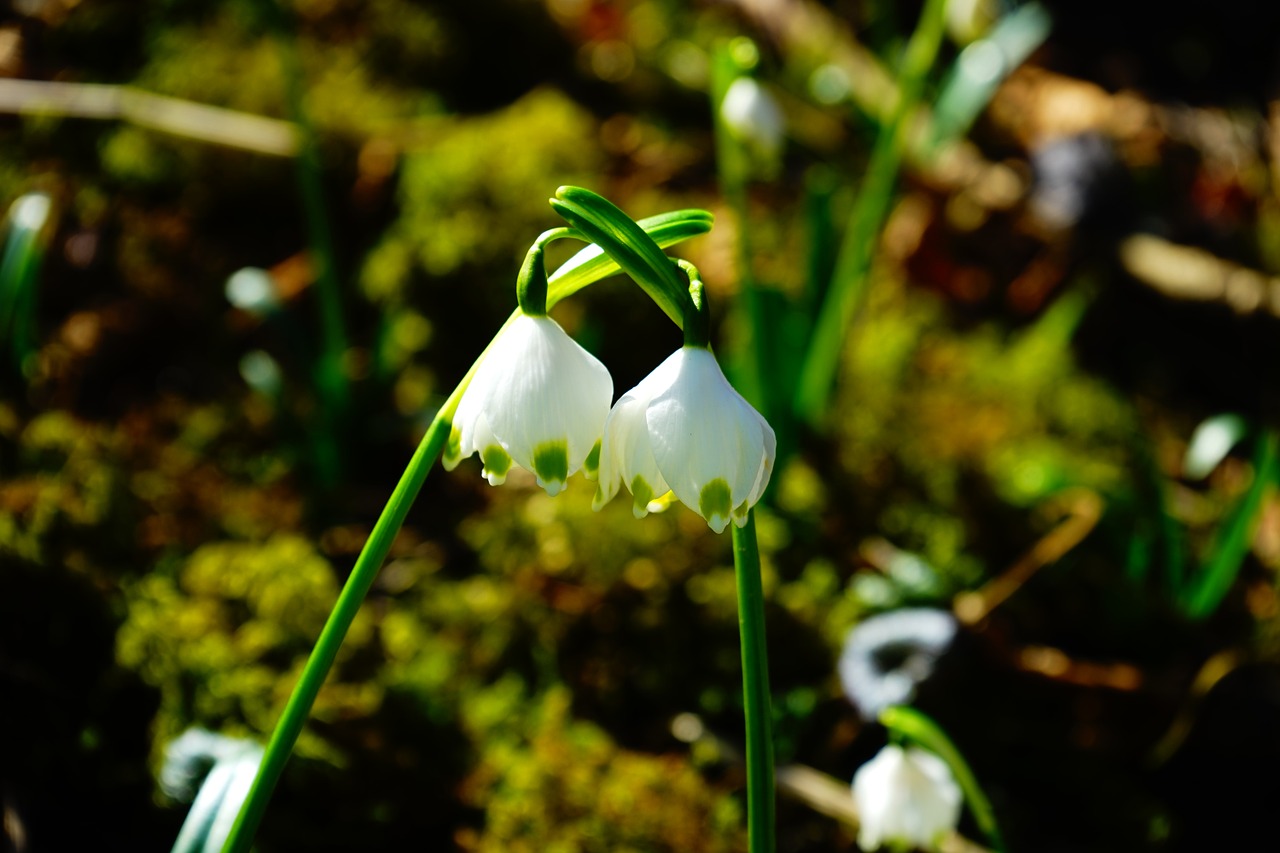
[[4, 0, 1280, 850]]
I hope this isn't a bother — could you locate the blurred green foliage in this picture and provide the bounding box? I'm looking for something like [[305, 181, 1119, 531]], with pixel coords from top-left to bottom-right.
[[461, 686, 745, 853], [361, 88, 601, 302]]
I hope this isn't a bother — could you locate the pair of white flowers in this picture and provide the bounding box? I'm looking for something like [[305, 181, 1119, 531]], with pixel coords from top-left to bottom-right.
[[442, 313, 775, 533]]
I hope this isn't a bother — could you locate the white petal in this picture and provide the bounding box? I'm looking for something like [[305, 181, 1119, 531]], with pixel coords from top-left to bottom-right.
[[645, 348, 768, 532], [480, 316, 612, 483], [594, 352, 682, 515]]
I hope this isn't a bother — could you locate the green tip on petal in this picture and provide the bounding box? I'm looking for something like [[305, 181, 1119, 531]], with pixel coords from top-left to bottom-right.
[[583, 439, 602, 481], [442, 425, 463, 471], [481, 444, 512, 486], [699, 478, 733, 534], [533, 440, 569, 496], [629, 475, 655, 519]]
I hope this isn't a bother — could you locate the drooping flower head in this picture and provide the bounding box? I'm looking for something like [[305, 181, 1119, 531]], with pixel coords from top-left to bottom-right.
[[852, 744, 963, 852], [443, 313, 612, 496], [594, 345, 775, 533]]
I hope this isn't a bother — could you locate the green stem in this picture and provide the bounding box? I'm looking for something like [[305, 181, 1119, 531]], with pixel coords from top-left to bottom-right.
[[794, 0, 950, 424], [222, 411, 453, 853], [732, 510, 775, 853], [880, 705, 1007, 853], [267, 0, 349, 485], [711, 44, 768, 416], [676, 259, 711, 348]]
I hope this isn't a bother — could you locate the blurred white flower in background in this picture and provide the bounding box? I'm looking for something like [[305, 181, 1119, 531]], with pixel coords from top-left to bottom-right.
[[720, 77, 785, 162], [852, 744, 963, 852]]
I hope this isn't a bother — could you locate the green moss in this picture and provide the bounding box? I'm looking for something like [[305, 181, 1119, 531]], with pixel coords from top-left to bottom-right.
[[117, 535, 378, 762], [463, 688, 744, 853], [360, 88, 600, 302]]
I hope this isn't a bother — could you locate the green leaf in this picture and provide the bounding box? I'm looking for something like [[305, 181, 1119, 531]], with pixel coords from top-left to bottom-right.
[[794, 0, 951, 425], [880, 705, 1007, 853], [930, 3, 1052, 148], [1182, 429, 1279, 619]]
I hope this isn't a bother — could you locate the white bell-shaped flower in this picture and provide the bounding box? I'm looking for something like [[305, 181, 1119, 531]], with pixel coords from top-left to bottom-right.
[[852, 744, 963, 852], [720, 77, 785, 161], [443, 314, 612, 496], [593, 346, 775, 533]]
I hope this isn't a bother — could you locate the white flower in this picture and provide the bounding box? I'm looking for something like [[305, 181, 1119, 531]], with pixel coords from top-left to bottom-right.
[[443, 314, 612, 496], [852, 744, 963, 852], [593, 346, 775, 533], [720, 77, 785, 160]]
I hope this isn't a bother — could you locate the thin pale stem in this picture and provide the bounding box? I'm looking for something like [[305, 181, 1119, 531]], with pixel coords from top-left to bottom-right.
[[732, 510, 775, 853]]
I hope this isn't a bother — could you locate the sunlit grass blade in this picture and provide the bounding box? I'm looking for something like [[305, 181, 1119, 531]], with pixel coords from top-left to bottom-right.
[[1182, 429, 1279, 620], [929, 3, 1052, 148], [794, 0, 950, 425], [880, 705, 1007, 853]]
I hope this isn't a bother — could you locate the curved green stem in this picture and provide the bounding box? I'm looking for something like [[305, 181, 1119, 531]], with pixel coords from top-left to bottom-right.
[[517, 227, 585, 317], [551, 186, 697, 328], [218, 208, 712, 853], [732, 510, 775, 853], [676, 259, 711, 348], [880, 705, 1007, 853]]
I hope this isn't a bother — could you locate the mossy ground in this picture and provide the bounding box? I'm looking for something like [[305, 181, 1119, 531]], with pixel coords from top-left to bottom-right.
[[4, 1, 1280, 851]]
